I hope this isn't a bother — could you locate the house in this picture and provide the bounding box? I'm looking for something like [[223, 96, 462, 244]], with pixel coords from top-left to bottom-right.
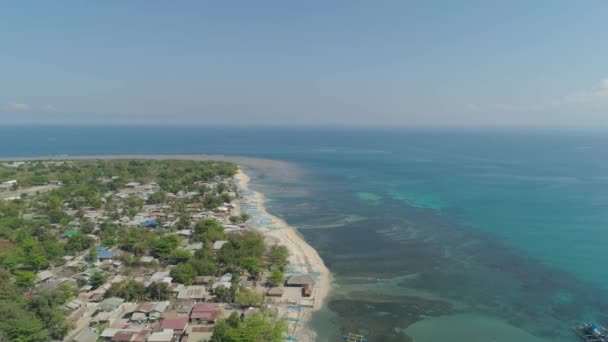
[[169, 283, 184, 297], [177, 229, 192, 238], [184, 242, 202, 254], [99, 297, 125, 312], [49, 180, 63, 185], [160, 316, 189, 338], [303, 283, 314, 297], [175, 301, 194, 314], [34, 270, 54, 284], [63, 230, 79, 238], [212, 273, 232, 290], [224, 225, 246, 234], [140, 256, 155, 263], [239, 279, 254, 289], [99, 328, 142, 342], [193, 276, 213, 286], [87, 234, 101, 244], [71, 328, 99, 342], [177, 285, 208, 302], [213, 240, 228, 251], [149, 271, 171, 283], [139, 219, 159, 228], [147, 329, 174, 342], [285, 274, 315, 287], [110, 330, 150, 342], [130, 302, 169, 323], [0, 180, 16, 189], [96, 246, 114, 261], [267, 286, 284, 297], [65, 299, 84, 310], [189, 303, 219, 323], [212, 280, 232, 290], [111, 331, 137, 342]]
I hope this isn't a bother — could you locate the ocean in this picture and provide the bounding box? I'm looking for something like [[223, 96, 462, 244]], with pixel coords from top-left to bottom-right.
[[3, 126, 608, 341]]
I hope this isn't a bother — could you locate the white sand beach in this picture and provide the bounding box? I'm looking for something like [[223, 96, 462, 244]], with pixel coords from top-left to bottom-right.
[[234, 168, 332, 342]]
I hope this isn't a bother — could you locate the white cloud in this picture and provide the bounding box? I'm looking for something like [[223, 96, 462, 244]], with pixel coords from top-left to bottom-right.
[[559, 79, 608, 105], [468, 78, 608, 113], [43, 104, 58, 111], [6, 103, 30, 111]]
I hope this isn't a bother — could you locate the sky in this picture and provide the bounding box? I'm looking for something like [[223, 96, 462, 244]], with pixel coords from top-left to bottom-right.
[[1, 1, 608, 127]]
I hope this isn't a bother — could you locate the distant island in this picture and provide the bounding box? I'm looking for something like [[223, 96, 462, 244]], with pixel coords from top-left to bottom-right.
[[0, 158, 330, 342]]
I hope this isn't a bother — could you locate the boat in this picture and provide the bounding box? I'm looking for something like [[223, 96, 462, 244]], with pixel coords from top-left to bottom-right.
[[341, 332, 368, 342], [573, 322, 608, 341]]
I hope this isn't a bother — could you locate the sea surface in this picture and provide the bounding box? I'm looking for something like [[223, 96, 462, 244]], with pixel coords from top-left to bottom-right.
[[3, 126, 608, 341]]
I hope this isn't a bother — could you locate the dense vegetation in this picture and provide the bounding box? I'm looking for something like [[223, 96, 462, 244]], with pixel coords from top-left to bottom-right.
[[211, 310, 287, 342], [0, 159, 238, 341]]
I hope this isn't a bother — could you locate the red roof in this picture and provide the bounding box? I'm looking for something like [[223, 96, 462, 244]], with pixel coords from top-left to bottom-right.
[[190, 311, 215, 321], [191, 303, 218, 313], [112, 331, 136, 342], [160, 316, 189, 331]]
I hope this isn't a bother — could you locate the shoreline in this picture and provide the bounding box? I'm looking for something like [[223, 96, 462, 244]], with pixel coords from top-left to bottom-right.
[[1, 154, 332, 341], [234, 169, 332, 342]]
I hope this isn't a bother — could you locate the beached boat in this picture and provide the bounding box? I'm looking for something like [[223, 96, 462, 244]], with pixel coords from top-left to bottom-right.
[[573, 322, 608, 341]]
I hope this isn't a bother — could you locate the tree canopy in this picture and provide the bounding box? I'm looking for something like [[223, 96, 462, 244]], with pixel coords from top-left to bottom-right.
[[211, 310, 287, 342]]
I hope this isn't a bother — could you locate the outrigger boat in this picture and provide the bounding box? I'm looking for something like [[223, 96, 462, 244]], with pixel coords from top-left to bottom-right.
[[573, 322, 608, 342]]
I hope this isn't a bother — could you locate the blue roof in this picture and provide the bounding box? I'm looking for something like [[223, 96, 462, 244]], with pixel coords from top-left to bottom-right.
[[96, 246, 114, 259], [139, 219, 159, 227]]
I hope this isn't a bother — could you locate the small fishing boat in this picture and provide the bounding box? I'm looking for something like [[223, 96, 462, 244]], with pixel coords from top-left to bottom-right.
[[341, 332, 368, 342], [573, 322, 608, 342]]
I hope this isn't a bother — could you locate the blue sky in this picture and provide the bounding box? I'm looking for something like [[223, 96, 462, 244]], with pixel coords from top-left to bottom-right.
[[1, 1, 608, 127]]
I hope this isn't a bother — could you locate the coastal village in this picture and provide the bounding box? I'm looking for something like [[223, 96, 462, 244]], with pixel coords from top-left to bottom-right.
[[0, 159, 327, 342]]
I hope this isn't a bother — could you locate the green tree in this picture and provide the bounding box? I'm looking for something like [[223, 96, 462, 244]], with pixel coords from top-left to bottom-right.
[[177, 212, 191, 230], [0, 269, 20, 300], [268, 270, 284, 287], [147, 190, 167, 204], [14, 270, 36, 288], [57, 283, 78, 301], [146, 282, 171, 301], [102, 236, 117, 248], [241, 257, 261, 279], [236, 288, 263, 307], [170, 249, 192, 264], [211, 311, 287, 342], [106, 280, 146, 301], [65, 234, 95, 254], [28, 254, 49, 272], [213, 285, 232, 303], [80, 219, 95, 234], [0, 315, 49, 342], [170, 262, 196, 284], [88, 247, 98, 262], [192, 258, 218, 276], [194, 218, 222, 236], [89, 272, 106, 289], [152, 235, 181, 259], [266, 245, 290, 271]]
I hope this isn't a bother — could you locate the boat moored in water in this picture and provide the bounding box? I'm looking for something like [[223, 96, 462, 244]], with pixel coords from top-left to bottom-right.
[[573, 322, 608, 342]]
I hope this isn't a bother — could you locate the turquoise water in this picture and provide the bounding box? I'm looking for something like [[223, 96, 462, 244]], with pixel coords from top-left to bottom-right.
[[2, 127, 608, 341]]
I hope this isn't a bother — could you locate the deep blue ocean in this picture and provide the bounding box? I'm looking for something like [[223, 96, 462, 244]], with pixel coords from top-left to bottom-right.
[[2, 126, 608, 341]]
